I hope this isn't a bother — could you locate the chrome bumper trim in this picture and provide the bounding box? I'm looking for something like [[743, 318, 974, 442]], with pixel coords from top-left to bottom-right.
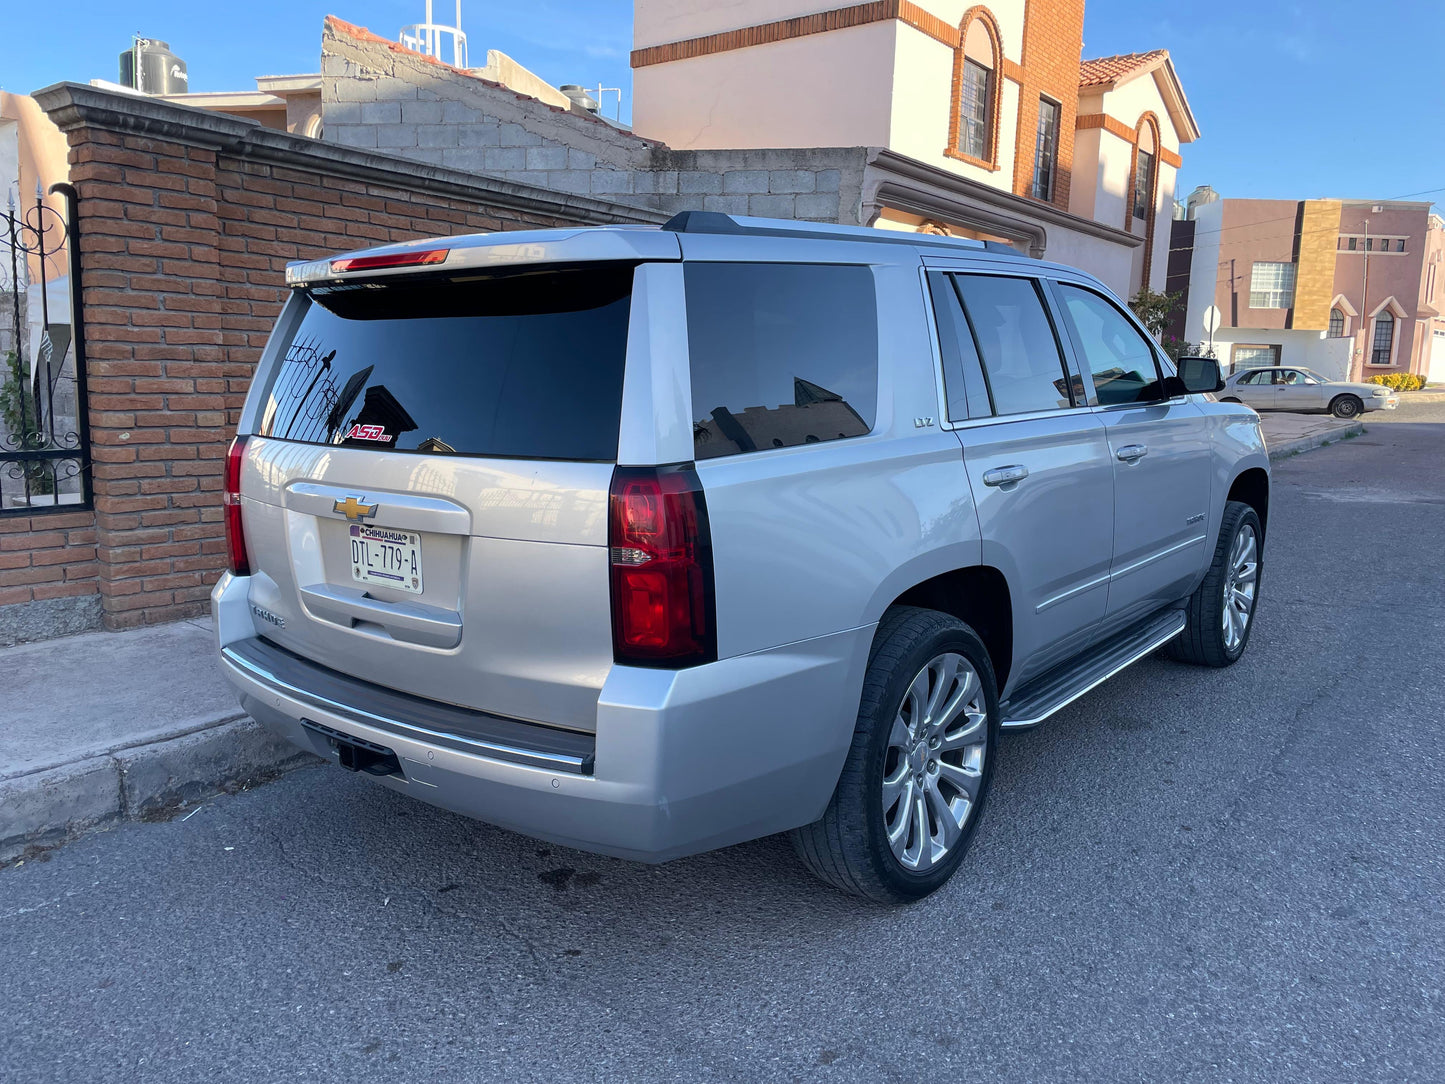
[[221, 642, 594, 775]]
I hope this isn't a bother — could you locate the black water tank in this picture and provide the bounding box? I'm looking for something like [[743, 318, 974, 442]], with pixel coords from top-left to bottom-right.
[[118, 39, 189, 95]]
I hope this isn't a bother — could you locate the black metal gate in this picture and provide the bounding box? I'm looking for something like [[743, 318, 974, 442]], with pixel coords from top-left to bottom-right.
[[1, 183, 91, 516]]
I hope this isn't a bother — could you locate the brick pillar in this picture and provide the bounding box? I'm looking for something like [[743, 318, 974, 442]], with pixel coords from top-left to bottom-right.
[[65, 127, 237, 629], [1010, 0, 1084, 211]]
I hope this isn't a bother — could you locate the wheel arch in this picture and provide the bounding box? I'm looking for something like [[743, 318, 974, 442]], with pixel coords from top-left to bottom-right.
[[885, 566, 1014, 693], [1227, 467, 1270, 537]]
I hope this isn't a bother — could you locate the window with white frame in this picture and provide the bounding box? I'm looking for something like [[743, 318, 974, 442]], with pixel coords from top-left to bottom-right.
[[1328, 308, 1346, 337], [1249, 262, 1296, 309], [1370, 312, 1395, 366], [1233, 344, 1281, 370]]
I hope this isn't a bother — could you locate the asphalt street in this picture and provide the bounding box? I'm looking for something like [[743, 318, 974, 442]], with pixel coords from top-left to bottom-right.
[[4, 397, 1443, 1083]]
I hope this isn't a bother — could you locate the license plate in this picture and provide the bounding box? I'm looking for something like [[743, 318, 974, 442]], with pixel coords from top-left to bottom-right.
[[349, 524, 423, 594]]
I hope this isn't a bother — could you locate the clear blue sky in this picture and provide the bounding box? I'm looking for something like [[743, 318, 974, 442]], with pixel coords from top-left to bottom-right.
[[3, 0, 1440, 210]]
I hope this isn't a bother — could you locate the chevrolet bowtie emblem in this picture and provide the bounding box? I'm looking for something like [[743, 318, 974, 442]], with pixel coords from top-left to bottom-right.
[[333, 496, 377, 521]]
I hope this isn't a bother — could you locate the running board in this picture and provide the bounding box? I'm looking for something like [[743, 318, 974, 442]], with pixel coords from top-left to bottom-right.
[[999, 610, 1187, 730]]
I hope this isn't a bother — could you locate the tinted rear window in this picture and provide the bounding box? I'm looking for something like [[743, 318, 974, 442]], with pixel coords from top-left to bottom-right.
[[258, 265, 633, 461], [952, 275, 1073, 415], [684, 263, 878, 460]]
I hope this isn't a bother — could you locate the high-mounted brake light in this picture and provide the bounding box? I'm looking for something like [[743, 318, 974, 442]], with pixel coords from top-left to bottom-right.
[[329, 248, 450, 274], [224, 436, 250, 577], [608, 466, 716, 667]]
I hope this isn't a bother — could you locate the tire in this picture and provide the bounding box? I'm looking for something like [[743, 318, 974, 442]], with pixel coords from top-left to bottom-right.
[[1164, 501, 1263, 667], [791, 606, 1000, 904], [1330, 394, 1362, 419]]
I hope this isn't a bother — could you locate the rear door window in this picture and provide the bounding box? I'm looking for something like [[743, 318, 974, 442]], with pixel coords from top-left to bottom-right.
[[684, 263, 878, 460], [927, 271, 992, 421], [258, 264, 634, 461], [1055, 284, 1164, 405], [951, 275, 1075, 415]]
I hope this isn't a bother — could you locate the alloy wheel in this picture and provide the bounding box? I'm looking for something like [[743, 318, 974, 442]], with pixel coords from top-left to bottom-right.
[[881, 652, 988, 872], [1221, 523, 1258, 652]]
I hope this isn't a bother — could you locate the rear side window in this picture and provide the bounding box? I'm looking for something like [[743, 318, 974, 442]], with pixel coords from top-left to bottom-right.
[[1056, 284, 1163, 405], [258, 265, 633, 461], [952, 275, 1073, 415], [927, 271, 992, 421], [685, 263, 878, 460]]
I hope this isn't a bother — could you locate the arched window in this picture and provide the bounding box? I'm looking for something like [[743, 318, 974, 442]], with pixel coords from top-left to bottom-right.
[[1327, 308, 1345, 337], [1371, 311, 1395, 366], [1132, 118, 1159, 221], [948, 10, 1002, 167]]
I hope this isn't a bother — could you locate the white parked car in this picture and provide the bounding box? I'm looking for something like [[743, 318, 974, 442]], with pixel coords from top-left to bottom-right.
[[1219, 366, 1398, 418]]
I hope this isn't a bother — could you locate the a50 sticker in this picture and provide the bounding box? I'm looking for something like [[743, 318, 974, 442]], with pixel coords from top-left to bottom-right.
[[344, 423, 389, 442]]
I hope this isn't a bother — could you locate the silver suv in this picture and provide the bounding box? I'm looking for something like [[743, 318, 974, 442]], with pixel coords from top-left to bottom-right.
[[214, 213, 1269, 903]]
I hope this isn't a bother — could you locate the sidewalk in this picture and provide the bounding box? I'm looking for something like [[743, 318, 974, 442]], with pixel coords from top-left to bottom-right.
[[0, 617, 315, 863], [1258, 412, 1363, 459]]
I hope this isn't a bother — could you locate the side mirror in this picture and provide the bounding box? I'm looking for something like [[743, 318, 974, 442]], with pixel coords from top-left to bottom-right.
[[1166, 355, 1225, 396]]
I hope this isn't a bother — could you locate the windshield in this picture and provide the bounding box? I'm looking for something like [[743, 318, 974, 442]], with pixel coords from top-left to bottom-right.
[[257, 265, 635, 461]]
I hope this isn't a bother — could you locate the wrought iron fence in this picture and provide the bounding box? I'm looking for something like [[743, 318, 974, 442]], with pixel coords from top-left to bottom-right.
[[1, 183, 91, 516]]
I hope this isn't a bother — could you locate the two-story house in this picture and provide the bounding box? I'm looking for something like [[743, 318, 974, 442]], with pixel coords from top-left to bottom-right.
[[630, 1, 1199, 297]]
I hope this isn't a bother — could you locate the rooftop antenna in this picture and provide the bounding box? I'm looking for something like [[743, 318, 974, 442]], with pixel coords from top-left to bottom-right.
[[401, 1, 468, 68], [594, 84, 623, 122]]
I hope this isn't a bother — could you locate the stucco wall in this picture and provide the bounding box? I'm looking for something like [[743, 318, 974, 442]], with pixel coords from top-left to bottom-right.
[[1211, 330, 1353, 382], [632, 22, 899, 151], [886, 21, 1020, 194], [1184, 198, 1224, 342], [1046, 226, 1136, 299]]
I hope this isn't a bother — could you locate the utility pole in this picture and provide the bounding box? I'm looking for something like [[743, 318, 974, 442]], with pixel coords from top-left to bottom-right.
[[1359, 216, 1370, 381]]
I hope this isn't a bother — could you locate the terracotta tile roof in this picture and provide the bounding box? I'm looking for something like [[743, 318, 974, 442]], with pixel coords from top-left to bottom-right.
[[1079, 50, 1168, 88]]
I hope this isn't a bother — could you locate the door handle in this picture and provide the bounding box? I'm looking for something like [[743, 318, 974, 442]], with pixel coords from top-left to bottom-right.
[[1116, 444, 1148, 462], [982, 465, 1029, 487]]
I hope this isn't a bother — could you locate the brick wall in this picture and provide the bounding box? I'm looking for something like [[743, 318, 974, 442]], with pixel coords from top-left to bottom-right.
[[27, 81, 658, 634], [1010, 0, 1084, 210], [0, 512, 99, 643]]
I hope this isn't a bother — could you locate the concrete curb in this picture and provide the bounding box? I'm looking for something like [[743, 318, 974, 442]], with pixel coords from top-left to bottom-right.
[[0, 718, 320, 864], [1267, 420, 1363, 461]]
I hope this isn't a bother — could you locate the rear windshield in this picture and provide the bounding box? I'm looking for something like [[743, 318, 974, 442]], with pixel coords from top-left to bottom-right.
[[258, 265, 633, 461]]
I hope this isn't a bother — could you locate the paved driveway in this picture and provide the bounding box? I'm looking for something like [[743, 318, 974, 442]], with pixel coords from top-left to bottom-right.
[[3, 399, 1443, 1083]]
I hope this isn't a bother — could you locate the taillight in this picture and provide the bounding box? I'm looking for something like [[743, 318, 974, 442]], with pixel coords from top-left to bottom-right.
[[224, 436, 250, 576], [329, 248, 449, 274], [608, 466, 716, 667]]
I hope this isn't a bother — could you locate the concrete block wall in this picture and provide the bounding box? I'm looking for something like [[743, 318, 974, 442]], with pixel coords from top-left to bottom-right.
[[320, 17, 865, 224]]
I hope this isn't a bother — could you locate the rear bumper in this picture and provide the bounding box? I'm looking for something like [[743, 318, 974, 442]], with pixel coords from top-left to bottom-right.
[[213, 573, 871, 862]]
